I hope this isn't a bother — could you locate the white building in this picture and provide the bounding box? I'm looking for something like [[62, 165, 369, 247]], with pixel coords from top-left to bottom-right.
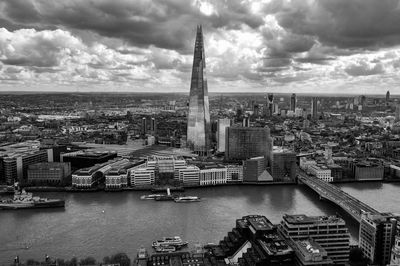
[[217, 118, 231, 153], [130, 168, 155, 187], [307, 164, 333, 182], [226, 165, 243, 182], [178, 166, 200, 186], [199, 168, 227, 186]]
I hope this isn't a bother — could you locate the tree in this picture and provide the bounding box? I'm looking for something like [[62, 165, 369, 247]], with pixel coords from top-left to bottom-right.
[[79, 256, 97, 265], [105, 253, 131, 266]]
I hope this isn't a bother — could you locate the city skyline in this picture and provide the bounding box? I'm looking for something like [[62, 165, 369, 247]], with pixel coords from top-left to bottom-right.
[[0, 0, 400, 94]]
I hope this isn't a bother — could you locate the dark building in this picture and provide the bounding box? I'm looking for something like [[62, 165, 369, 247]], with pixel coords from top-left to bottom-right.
[[187, 25, 211, 156], [386, 90, 390, 104], [290, 93, 297, 112], [225, 127, 272, 162], [27, 162, 71, 186], [268, 93, 274, 116], [271, 148, 297, 181], [359, 212, 398, 266], [61, 151, 117, 170], [311, 97, 318, 119], [243, 156, 265, 182]]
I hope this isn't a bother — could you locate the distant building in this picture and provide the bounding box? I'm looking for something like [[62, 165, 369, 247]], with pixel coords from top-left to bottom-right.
[[311, 97, 318, 119], [396, 104, 400, 122], [280, 214, 350, 264], [359, 212, 397, 265], [27, 162, 71, 186], [146, 155, 187, 179], [268, 93, 274, 116], [225, 127, 272, 161], [105, 160, 143, 189], [130, 167, 155, 187], [290, 93, 297, 112], [217, 118, 231, 153], [0, 141, 53, 184], [243, 156, 271, 182], [350, 161, 384, 181], [307, 164, 333, 182], [391, 235, 400, 265], [386, 90, 390, 104], [61, 151, 117, 170]]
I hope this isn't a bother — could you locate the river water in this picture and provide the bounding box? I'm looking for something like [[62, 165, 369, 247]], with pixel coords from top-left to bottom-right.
[[0, 182, 399, 264]]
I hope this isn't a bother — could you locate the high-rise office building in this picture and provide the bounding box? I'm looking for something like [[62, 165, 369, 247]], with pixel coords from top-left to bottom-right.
[[280, 214, 350, 265], [359, 212, 397, 266], [290, 93, 297, 112], [311, 97, 318, 119], [268, 93, 274, 116], [217, 118, 231, 153], [225, 127, 273, 162], [187, 25, 211, 156], [386, 90, 390, 103], [396, 104, 400, 122]]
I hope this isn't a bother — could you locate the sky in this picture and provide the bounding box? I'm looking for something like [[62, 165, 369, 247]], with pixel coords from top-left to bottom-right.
[[0, 0, 400, 94]]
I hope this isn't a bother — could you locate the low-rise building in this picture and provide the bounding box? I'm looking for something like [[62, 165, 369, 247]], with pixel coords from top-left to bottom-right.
[[178, 166, 200, 186], [291, 239, 333, 266], [307, 165, 333, 182], [199, 167, 227, 186], [130, 167, 155, 187], [226, 164, 243, 183], [27, 162, 71, 186]]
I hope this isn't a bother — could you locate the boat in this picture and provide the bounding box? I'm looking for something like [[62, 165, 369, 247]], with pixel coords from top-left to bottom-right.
[[154, 195, 176, 201], [0, 189, 65, 210], [174, 196, 201, 203], [140, 194, 164, 200], [152, 236, 188, 248], [154, 245, 176, 253]]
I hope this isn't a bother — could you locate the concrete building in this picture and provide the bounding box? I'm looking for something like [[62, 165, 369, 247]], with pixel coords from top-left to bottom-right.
[[359, 212, 397, 265], [217, 118, 231, 153], [391, 235, 400, 265], [226, 164, 243, 183], [199, 167, 227, 186], [0, 141, 53, 184], [130, 167, 155, 187], [225, 127, 272, 161], [311, 97, 318, 119], [291, 239, 333, 266], [178, 166, 200, 186], [351, 161, 384, 181], [280, 214, 350, 265], [61, 150, 117, 170], [291, 93, 297, 112], [307, 164, 333, 182], [27, 162, 71, 186], [105, 160, 142, 189], [271, 148, 297, 181], [243, 156, 265, 182], [146, 155, 187, 179], [187, 25, 211, 156]]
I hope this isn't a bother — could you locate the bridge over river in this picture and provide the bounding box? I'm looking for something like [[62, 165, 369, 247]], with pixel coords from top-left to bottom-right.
[[298, 172, 380, 223]]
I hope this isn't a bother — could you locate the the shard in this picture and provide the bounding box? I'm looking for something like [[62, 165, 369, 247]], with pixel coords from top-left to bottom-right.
[[187, 25, 211, 156]]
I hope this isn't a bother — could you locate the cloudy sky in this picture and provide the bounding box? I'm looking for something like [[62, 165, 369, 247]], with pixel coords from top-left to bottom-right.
[[0, 0, 400, 94]]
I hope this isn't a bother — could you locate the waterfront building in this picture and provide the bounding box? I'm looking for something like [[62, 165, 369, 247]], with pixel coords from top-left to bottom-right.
[[311, 97, 318, 119], [187, 25, 211, 156], [199, 167, 227, 186], [146, 155, 187, 179], [225, 127, 272, 161], [105, 160, 143, 189], [291, 93, 297, 112], [271, 147, 297, 181], [307, 164, 333, 182], [243, 156, 272, 182], [350, 160, 384, 181], [178, 165, 200, 186], [290, 239, 333, 266], [226, 164, 243, 183], [359, 212, 397, 266], [61, 150, 117, 170], [217, 118, 231, 152], [130, 167, 155, 187], [280, 214, 350, 265], [27, 162, 71, 186], [0, 141, 53, 184]]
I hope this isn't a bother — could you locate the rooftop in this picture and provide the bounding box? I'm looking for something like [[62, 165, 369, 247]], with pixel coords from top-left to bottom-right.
[[283, 214, 344, 225]]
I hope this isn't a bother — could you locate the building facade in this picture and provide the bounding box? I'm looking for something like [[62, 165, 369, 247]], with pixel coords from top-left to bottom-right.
[[280, 214, 350, 265], [217, 118, 231, 153], [199, 168, 227, 186], [27, 162, 71, 186], [187, 25, 211, 156]]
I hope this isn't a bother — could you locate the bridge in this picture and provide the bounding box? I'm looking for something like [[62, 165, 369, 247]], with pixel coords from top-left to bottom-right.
[[297, 172, 380, 223]]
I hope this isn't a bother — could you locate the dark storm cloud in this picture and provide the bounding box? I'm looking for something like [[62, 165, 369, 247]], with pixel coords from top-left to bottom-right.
[[0, 0, 264, 52], [273, 0, 400, 49]]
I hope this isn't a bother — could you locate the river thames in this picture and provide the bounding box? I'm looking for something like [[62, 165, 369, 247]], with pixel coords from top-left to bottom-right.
[[0, 182, 399, 264]]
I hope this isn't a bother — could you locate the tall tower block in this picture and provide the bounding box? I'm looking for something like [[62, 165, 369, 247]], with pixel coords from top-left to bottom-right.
[[187, 25, 211, 156]]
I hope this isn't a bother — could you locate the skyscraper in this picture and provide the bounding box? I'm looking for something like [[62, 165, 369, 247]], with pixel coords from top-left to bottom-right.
[[187, 25, 211, 156], [386, 90, 390, 104], [290, 93, 297, 111], [311, 97, 318, 119], [217, 118, 231, 153], [267, 93, 274, 116]]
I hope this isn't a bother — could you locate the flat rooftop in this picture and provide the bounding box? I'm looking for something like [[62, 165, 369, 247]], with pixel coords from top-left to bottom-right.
[[283, 214, 344, 225]]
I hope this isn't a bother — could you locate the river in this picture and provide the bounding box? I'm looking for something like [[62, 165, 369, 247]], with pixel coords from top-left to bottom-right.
[[0, 182, 399, 264]]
